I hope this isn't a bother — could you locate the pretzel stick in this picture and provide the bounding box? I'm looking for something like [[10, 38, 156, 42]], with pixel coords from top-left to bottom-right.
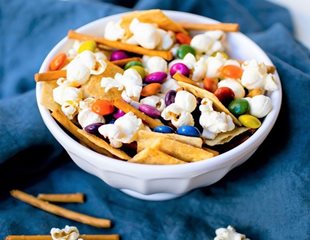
[[37, 193, 84, 203], [112, 99, 164, 128], [34, 70, 66, 82], [172, 72, 201, 87], [179, 22, 239, 32], [6, 235, 119, 240], [111, 57, 141, 67], [68, 30, 173, 60], [10, 190, 111, 228]]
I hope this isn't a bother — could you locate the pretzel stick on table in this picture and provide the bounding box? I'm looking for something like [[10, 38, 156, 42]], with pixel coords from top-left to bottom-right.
[[179, 22, 240, 32], [37, 193, 84, 203], [34, 70, 66, 82], [10, 190, 111, 228], [68, 30, 173, 60], [6, 235, 119, 240]]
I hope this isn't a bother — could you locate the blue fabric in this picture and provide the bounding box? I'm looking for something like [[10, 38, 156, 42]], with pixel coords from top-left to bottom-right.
[[1, 0, 309, 239]]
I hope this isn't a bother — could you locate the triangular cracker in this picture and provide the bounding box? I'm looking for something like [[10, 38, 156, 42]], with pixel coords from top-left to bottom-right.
[[204, 127, 249, 146]]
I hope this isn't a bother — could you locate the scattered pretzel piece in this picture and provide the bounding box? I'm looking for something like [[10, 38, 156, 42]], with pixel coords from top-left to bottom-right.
[[37, 193, 84, 203], [5, 235, 119, 240], [10, 190, 111, 228], [111, 57, 141, 67]]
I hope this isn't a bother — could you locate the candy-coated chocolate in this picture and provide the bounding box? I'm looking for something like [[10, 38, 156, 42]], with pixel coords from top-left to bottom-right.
[[77, 40, 96, 53], [238, 114, 261, 129], [49, 52, 67, 71], [228, 99, 249, 116], [141, 83, 161, 97], [177, 45, 196, 59], [220, 65, 243, 79], [170, 63, 190, 77], [110, 50, 129, 61], [124, 61, 143, 70], [113, 109, 126, 119], [144, 72, 167, 83], [165, 90, 176, 106], [139, 104, 161, 118], [84, 122, 104, 134], [175, 32, 192, 45], [91, 99, 115, 116], [176, 125, 201, 137], [214, 87, 235, 106], [130, 65, 146, 78], [203, 77, 218, 93], [153, 125, 175, 133]]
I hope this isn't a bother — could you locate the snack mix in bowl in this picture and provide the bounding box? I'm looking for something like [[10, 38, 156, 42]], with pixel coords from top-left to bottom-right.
[[36, 9, 279, 165]]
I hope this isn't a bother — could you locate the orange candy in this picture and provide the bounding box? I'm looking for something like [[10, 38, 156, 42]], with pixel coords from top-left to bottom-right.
[[175, 32, 192, 45], [141, 83, 161, 97], [49, 53, 67, 71], [91, 99, 115, 116], [220, 65, 243, 79], [203, 77, 218, 93]]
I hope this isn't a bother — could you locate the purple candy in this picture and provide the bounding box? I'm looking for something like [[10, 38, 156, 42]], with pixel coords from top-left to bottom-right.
[[165, 90, 177, 106], [110, 50, 129, 61], [84, 122, 104, 134], [170, 63, 190, 76], [144, 72, 167, 83], [139, 104, 161, 118], [113, 109, 126, 119]]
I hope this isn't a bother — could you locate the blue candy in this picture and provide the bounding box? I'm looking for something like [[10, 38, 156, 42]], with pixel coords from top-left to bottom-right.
[[176, 125, 201, 137], [153, 125, 175, 134]]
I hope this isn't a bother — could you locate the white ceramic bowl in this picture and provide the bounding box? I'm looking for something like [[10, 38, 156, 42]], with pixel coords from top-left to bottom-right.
[[36, 11, 282, 201]]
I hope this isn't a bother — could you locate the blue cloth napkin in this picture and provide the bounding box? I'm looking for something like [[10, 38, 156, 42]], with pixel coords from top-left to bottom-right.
[[1, 0, 309, 239]]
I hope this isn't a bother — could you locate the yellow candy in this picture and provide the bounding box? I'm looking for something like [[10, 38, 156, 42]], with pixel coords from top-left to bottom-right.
[[130, 66, 146, 78], [238, 114, 261, 129], [77, 40, 97, 53]]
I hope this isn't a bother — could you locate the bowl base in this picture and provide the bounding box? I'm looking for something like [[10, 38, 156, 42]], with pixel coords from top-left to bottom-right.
[[121, 189, 184, 201]]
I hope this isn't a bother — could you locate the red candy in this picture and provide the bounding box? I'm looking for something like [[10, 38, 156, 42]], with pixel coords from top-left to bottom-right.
[[203, 77, 218, 93], [214, 87, 235, 105]]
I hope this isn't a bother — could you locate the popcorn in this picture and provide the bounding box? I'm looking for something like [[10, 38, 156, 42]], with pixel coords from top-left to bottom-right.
[[199, 98, 235, 139], [78, 108, 105, 129], [53, 85, 82, 106], [50, 225, 82, 240], [190, 30, 224, 55], [161, 78, 180, 94], [245, 95, 273, 118], [161, 104, 194, 128], [214, 225, 250, 240], [143, 56, 168, 73], [61, 101, 78, 120], [241, 60, 277, 91], [218, 79, 245, 98], [174, 90, 197, 112], [140, 95, 165, 112], [99, 112, 143, 148], [206, 52, 227, 77], [127, 18, 161, 49], [157, 29, 174, 50], [161, 90, 196, 128], [104, 20, 125, 41]]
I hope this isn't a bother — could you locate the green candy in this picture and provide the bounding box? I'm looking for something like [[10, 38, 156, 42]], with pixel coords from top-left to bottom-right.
[[130, 65, 146, 78], [124, 61, 143, 70], [228, 99, 249, 116], [177, 45, 196, 59]]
